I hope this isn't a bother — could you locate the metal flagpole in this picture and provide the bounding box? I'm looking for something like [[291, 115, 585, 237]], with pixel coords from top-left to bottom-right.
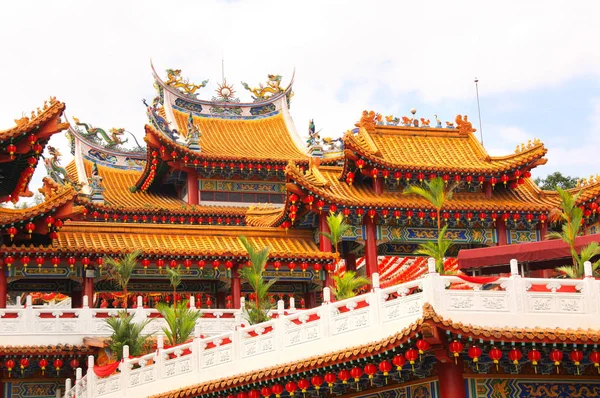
[[474, 77, 484, 145]]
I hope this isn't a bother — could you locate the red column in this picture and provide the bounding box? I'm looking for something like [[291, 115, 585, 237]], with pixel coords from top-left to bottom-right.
[[345, 253, 357, 272], [364, 216, 378, 277], [304, 291, 316, 309], [0, 265, 6, 309], [496, 219, 508, 246], [231, 265, 241, 309], [372, 178, 383, 195], [319, 214, 334, 288], [187, 170, 199, 205], [437, 361, 466, 398], [483, 181, 492, 198], [540, 221, 548, 241]]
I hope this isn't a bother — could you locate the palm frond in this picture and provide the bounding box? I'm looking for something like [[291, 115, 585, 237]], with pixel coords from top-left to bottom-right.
[[105, 311, 153, 359], [166, 266, 182, 293], [403, 178, 451, 210], [413, 225, 453, 273], [321, 211, 351, 253], [156, 300, 202, 345], [555, 265, 578, 279], [104, 249, 143, 292], [331, 271, 371, 300]]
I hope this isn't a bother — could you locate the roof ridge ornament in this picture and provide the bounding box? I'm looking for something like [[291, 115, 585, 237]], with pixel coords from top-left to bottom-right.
[[455, 115, 477, 135], [72, 117, 128, 148], [241, 74, 293, 105], [186, 113, 201, 151], [87, 162, 105, 204], [165, 69, 208, 98], [43, 146, 77, 189]]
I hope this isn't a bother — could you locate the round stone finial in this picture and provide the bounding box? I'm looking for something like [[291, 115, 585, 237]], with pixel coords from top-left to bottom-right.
[[410, 108, 417, 115], [221, 87, 231, 97]]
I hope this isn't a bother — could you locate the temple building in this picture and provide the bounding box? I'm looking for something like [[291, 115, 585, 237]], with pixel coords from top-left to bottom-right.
[[1, 67, 600, 398]]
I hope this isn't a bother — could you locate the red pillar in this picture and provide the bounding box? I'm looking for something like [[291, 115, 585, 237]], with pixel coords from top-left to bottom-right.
[[304, 291, 316, 309], [364, 216, 378, 277], [496, 219, 508, 246], [231, 265, 241, 309], [483, 181, 492, 198], [187, 170, 199, 205], [437, 361, 466, 398], [540, 221, 548, 241], [345, 253, 357, 272], [372, 178, 383, 195], [0, 265, 6, 308], [319, 214, 334, 288]]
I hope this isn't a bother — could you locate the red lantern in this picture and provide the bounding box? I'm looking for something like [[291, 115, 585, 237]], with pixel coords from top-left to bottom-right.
[[490, 177, 497, 187], [7, 143, 16, 159], [324, 372, 336, 392], [417, 211, 425, 220], [271, 384, 284, 397], [260, 387, 271, 398], [25, 222, 35, 234], [183, 259, 192, 269], [33, 143, 43, 154], [69, 358, 80, 369], [468, 345, 482, 370], [54, 219, 63, 230], [590, 202, 599, 213], [273, 261, 281, 271], [311, 375, 324, 390], [549, 349, 563, 374], [371, 168, 379, 179], [489, 347, 503, 370], [38, 358, 49, 375], [570, 349, 584, 374], [368, 209, 377, 219], [20, 256, 30, 268], [35, 256, 44, 268], [449, 340, 464, 364], [212, 259, 220, 269], [248, 390, 261, 398], [316, 199, 325, 211], [356, 159, 365, 169], [285, 381, 297, 396], [67, 257, 76, 269], [590, 351, 600, 373], [442, 174, 450, 184], [342, 208, 351, 218], [364, 363, 377, 382], [81, 257, 90, 269], [325, 262, 335, 273], [305, 195, 314, 206], [50, 257, 60, 268], [416, 339, 430, 358], [338, 369, 351, 384], [7, 226, 17, 239], [45, 216, 55, 228], [356, 208, 365, 217], [300, 262, 309, 272], [381, 209, 389, 218], [392, 354, 405, 370], [142, 259, 150, 269], [168, 259, 177, 269], [379, 360, 392, 376], [405, 348, 419, 371], [329, 204, 338, 213], [297, 378, 310, 393], [287, 262, 296, 272], [5, 359, 15, 376], [508, 348, 522, 371], [528, 348, 541, 374], [350, 366, 363, 382], [157, 259, 165, 270], [417, 172, 425, 182], [19, 358, 29, 374], [404, 172, 412, 181], [393, 209, 401, 219]]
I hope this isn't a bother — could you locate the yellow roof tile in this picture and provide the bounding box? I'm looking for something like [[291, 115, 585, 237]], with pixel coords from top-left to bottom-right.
[[0, 185, 78, 225], [287, 164, 560, 212], [345, 126, 548, 174], [169, 110, 307, 162]]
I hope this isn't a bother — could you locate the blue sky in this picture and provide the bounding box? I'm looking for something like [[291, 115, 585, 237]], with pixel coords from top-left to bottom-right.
[[0, 0, 599, 200]]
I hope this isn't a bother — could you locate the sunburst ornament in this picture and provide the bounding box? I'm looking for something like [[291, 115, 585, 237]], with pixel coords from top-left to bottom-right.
[[215, 80, 237, 102]]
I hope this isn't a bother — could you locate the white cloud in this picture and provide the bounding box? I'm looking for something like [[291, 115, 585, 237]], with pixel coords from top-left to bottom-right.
[[1, 0, 600, 195]]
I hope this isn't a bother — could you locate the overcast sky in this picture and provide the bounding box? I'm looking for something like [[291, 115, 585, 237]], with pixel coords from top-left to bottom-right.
[[1, 0, 599, 200]]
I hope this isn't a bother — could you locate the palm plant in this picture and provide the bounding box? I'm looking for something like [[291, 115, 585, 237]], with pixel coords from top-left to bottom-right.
[[550, 188, 600, 277], [404, 177, 456, 274], [414, 225, 454, 274], [104, 250, 142, 308], [156, 300, 202, 346], [331, 271, 371, 300], [321, 211, 351, 257], [105, 311, 153, 360], [238, 236, 277, 325], [166, 266, 182, 304]]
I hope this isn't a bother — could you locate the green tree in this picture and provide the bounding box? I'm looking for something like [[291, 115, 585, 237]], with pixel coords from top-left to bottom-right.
[[550, 188, 600, 278], [238, 236, 277, 325], [320, 211, 351, 257], [166, 266, 182, 304], [534, 172, 578, 190], [105, 311, 153, 360], [331, 271, 370, 300], [104, 250, 142, 308], [404, 177, 456, 273], [156, 300, 202, 346]]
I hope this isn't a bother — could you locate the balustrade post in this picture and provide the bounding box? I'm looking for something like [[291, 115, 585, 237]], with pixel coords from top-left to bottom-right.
[[64, 379, 71, 398], [189, 295, 196, 309], [25, 295, 34, 333], [289, 297, 295, 312], [193, 331, 202, 380], [156, 336, 164, 380], [583, 261, 597, 318], [74, 367, 82, 398], [275, 300, 286, 351], [132, 296, 148, 330], [232, 327, 242, 361], [421, 259, 442, 312], [87, 355, 95, 398], [322, 287, 331, 304], [80, 296, 93, 335], [508, 259, 524, 313], [370, 272, 382, 326], [120, 345, 130, 393]]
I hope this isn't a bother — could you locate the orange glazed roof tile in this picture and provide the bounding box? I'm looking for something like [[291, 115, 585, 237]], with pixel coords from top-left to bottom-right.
[[0, 185, 78, 226], [5, 222, 333, 260], [69, 160, 246, 216], [0, 344, 93, 356], [344, 126, 548, 174], [287, 164, 560, 212], [159, 110, 308, 162], [0, 98, 66, 142], [245, 206, 287, 227], [151, 302, 600, 398]]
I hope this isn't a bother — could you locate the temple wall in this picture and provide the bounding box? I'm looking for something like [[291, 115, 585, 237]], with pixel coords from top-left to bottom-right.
[[2, 379, 63, 398]]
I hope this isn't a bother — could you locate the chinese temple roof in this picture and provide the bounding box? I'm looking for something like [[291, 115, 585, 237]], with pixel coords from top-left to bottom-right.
[[344, 124, 548, 175], [151, 302, 600, 398], [0, 98, 68, 202], [0, 343, 93, 356], [0, 184, 78, 226], [2, 222, 334, 262]]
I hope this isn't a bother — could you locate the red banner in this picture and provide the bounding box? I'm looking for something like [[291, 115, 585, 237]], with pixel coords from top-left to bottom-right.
[[93, 361, 120, 378]]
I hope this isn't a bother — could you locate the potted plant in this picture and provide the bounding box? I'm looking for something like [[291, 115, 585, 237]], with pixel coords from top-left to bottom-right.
[[238, 236, 277, 325], [156, 300, 202, 356], [104, 250, 143, 308], [105, 311, 153, 361]]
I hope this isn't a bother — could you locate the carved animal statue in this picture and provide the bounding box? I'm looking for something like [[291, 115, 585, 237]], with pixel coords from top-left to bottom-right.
[[434, 114, 442, 127], [72, 117, 127, 147], [445, 121, 455, 128], [322, 137, 343, 150], [43, 146, 70, 185], [385, 115, 400, 125], [241, 74, 284, 100], [355, 110, 377, 132], [401, 116, 413, 126], [306, 119, 321, 146], [420, 118, 431, 126], [375, 113, 383, 124], [165, 69, 208, 97], [455, 115, 476, 135]]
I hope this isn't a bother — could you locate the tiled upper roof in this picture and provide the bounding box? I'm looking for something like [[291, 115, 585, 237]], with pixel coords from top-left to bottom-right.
[[165, 110, 307, 162], [0, 184, 78, 226], [344, 126, 548, 174], [0, 344, 93, 356], [0, 98, 66, 142], [287, 164, 560, 212]]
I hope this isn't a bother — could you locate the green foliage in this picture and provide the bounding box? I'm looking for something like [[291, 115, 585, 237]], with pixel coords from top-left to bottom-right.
[[166, 266, 182, 301], [156, 300, 203, 346], [321, 211, 351, 254], [331, 271, 371, 300], [414, 225, 454, 273], [104, 250, 143, 308], [534, 172, 578, 190], [105, 311, 153, 360], [238, 236, 277, 325]]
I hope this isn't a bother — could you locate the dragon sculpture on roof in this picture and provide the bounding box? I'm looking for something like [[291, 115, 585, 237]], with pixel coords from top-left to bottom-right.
[[43, 146, 72, 186], [241, 74, 292, 103], [72, 117, 127, 148], [165, 69, 208, 98]]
